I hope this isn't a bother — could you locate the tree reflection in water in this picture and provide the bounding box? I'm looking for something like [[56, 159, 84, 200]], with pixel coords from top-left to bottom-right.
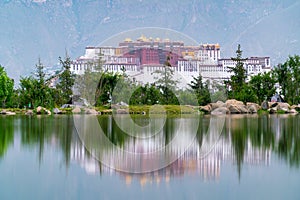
[[0, 114, 300, 182], [0, 116, 14, 158]]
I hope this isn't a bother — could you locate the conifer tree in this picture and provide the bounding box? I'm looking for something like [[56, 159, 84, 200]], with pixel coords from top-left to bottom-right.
[[225, 44, 248, 101], [56, 52, 75, 105], [152, 52, 179, 104], [188, 74, 210, 105]]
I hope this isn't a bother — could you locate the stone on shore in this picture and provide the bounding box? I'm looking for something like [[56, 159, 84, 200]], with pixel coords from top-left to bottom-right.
[[269, 107, 277, 114], [36, 106, 51, 115], [225, 99, 248, 114], [277, 102, 290, 113], [291, 105, 300, 112], [268, 102, 278, 108], [261, 101, 269, 110], [72, 107, 81, 114], [199, 105, 211, 113], [0, 110, 16, 115], [289, 108, 298, 114], [210, 101, 226, 110], [246, 102, 260, 113], [116, 108, 129, 114], [53, 108, 62, 114], [211, 107, 230, 115], [25, 110, 34, 115], [85, 108, 98, 114]]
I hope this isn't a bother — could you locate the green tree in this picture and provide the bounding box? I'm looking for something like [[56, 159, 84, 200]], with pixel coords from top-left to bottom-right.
[[188, 74, 210, 105], [129, 83, 160, 105], [286, 55, 300, 104], [152, 53, 179, 105], [95, 72, 121, 106], [56, 53, 75, 105], [75, 67, 101, 106], [273, 55, 300, 104], [234, 84, 258, 103], [177, 89, 198, 105], [19, 76, 37, 108], [6, 89, 21, 108], [18, 59, 55, 108], [273, 62, 289, 99], [0, 65, 14, 108], [225, 44, 247, 100], [210, 80, 227, 103], [33, 58, 54, 107], [249, 72, 276, 104]]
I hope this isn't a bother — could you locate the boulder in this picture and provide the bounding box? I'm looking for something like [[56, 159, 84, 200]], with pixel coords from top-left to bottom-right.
[[239, 105, 249, 113], [291, 105, 300, 112], [36, 106, 51, 115], [246, 102, 260, 113], [0, 110, 6, 114], [269, 107, 277, 114], [268, 102, 278, 108], [199, 105, 211, 113], [53, 108, 62, 114], [36, 106, 43, 114], [261, 101, 269, 110], [275, 102, 290, 113], [210, 101, 226, 110], [225, 99, 244, 107], [25, 110, 34, 115], [289, 109, 298, 114], [227, 104, 242, 114], [72, 107, 81, 114], [225, 99, 248, 114], [5, 111, 16, 115], [85, 108, 98, 115], [116, 108, 129, 114], [1, 110, 16, 115], [247, 102, 260, 109], [111, 104, 121, 110], [46, 109, 51, 115], [211, 107, 230, 115], [291, 105, 297, 109], [247, 105, 258, 113]]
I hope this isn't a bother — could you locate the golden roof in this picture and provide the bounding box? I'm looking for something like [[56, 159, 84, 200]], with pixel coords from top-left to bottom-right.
[[124, 38, 132, 42]]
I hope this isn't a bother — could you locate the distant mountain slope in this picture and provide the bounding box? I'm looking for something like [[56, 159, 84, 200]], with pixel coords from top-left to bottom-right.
[[0, 0, 299, 82]]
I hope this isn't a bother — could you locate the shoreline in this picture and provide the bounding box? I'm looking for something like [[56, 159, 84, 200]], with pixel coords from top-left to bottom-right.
[[0, 103, 299, 116]]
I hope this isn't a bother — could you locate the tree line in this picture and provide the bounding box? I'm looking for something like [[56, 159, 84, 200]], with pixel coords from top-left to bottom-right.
[[0, 47, 300, 109], [226, 44, 300, 105], [0, 53, 75, 109]]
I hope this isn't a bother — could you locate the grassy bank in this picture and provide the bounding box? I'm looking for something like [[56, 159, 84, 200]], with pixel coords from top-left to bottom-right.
[[95, 105, 199, 115]]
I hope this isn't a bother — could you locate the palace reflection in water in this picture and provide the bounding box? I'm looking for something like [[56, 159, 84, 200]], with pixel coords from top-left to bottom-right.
[[0, 114, 299, 187], [70, 114, 298, 185]]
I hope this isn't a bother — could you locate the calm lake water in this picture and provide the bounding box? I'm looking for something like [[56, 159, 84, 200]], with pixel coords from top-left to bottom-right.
[[0, 114, 300, 200]]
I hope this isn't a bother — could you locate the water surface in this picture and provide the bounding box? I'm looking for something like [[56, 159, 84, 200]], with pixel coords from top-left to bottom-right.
[[0, 114, 299, 200]]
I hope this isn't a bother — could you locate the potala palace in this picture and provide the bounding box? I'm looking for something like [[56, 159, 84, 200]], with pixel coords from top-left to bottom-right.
[[70, 35, 271, 87]]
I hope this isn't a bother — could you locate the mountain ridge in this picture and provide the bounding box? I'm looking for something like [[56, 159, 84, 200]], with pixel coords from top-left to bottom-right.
[[1, 0, 299, 82]]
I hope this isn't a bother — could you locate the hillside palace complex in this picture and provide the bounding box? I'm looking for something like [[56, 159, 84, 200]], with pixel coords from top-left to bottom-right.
[[70, 35, 271, 87]]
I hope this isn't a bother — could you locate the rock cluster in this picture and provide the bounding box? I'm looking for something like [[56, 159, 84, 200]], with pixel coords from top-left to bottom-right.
[[0, 110, 16, 115], [199, 99, 299, 115], [263, 101, 299, 114], [84, 108, 99, 115], [72, 107, 81, 114], [36, 106, 51, 115], [72, 106, 99, 114]]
